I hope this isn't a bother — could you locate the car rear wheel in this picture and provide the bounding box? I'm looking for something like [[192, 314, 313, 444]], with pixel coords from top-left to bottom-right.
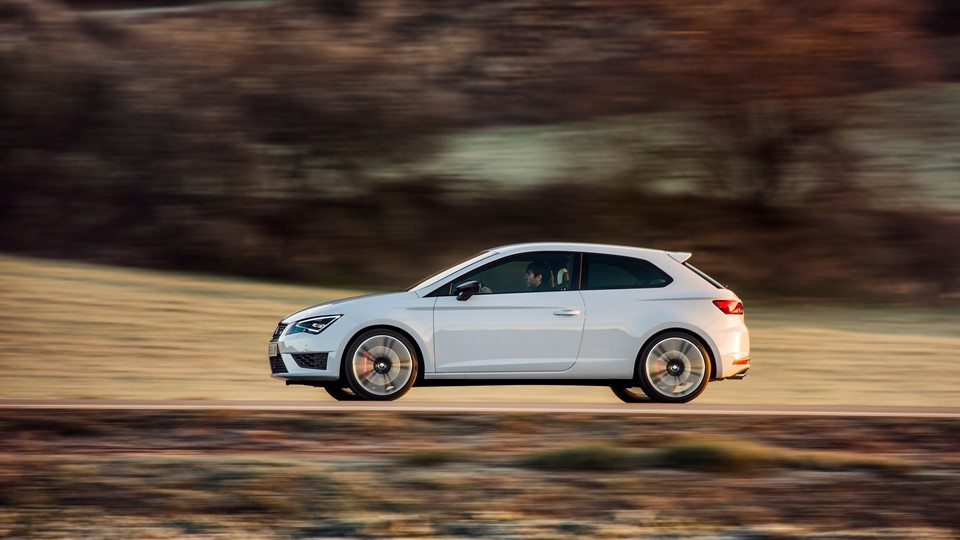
[[610, 386, 651, 403], [636, 332, 711, 403], [345, 329, 418, 401]]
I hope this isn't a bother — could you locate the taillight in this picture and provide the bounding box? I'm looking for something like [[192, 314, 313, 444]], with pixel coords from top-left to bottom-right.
[[713, 299, 744, 315]]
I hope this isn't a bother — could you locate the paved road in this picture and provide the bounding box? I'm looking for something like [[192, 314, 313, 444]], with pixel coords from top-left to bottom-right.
[[80, 0, 282, 18], [2, 399, 959, 418]]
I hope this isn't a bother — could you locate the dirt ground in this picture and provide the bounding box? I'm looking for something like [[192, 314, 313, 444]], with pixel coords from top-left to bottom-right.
[[1, 255, 959, 406], [1, 410, 958, 539]]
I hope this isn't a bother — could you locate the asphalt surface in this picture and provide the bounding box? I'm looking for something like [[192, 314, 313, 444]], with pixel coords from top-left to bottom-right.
[[80, 0, 283, 17], [2, 400, 959, 418]]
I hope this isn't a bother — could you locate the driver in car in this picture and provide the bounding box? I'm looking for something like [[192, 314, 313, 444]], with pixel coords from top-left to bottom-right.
[[524, 261, 555, 292]]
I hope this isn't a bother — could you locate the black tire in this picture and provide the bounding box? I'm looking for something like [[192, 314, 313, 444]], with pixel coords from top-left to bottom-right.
[[610, 386, 651, 403], [636, 331, 712, 403], [324, 385, 361, 401], [344, 328, 419, 401]]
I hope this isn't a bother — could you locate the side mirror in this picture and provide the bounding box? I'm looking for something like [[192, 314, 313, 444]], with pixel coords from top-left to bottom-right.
[[455, 280, 482, 302]]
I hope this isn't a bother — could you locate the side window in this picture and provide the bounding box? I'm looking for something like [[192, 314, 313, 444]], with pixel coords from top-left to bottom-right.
[[583, 254, 673, 290], [447, 252, 577, 295]]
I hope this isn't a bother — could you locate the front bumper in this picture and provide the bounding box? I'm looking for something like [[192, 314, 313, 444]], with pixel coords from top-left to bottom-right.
[[268, 350, 339, 382], [268, 320, 349, 382]]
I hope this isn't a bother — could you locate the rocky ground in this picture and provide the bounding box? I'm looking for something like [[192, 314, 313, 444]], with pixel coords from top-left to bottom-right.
[[1, 410, 958, 538]]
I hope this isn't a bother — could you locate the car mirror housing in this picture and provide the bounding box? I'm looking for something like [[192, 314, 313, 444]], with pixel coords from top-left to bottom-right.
[[455, 280, 482, 301]]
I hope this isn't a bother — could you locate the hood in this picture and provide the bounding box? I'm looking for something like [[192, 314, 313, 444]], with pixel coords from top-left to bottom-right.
[[282, 291, 412, 323]]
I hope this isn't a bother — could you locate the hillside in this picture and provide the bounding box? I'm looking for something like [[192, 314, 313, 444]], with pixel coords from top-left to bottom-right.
[[1, 0, 959, 298]]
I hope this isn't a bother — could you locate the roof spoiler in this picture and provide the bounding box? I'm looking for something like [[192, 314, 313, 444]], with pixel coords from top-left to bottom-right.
[[668, 251, 692, 264]]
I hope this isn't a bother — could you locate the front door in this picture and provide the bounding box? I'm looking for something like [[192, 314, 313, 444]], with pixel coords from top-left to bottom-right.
[[432, 252, 584, 373]]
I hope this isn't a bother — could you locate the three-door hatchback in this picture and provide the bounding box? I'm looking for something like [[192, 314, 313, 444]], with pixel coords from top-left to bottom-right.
[[268, 243, 750, 403]]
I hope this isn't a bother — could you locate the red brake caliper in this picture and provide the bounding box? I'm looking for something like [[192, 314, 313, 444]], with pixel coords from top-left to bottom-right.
[[360, 351, 373, 379]]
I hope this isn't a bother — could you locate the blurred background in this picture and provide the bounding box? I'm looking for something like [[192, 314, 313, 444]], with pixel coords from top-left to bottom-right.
[[1, 0, 959, 301], [2, 5, 959, 537]]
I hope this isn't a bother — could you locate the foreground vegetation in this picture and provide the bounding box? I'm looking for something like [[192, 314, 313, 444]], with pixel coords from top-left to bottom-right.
[[2, 255, 959, 406], [1, 410, 957, 538]]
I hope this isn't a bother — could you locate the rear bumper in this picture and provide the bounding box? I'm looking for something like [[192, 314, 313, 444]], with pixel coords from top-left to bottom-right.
[[727, 362, 750, 380], [709, 323, 750, 380]]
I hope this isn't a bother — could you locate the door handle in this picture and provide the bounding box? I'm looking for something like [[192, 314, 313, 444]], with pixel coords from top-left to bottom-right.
[[553, 309, 581, 317]]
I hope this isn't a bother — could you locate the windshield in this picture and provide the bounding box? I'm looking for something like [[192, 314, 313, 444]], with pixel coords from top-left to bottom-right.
[[406, 251, 497, 292]]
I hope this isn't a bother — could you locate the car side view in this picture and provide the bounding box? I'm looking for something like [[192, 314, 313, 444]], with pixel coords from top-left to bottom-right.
[[268, 242, 750, 403]]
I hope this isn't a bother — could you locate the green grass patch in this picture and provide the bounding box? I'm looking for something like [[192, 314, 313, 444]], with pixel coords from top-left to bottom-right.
[[519, 438, 917, 474], [397, 449, 476, 467], [517, 443, 652, 471]]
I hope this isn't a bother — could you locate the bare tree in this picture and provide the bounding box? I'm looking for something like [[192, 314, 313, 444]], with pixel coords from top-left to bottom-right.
[[646, 0, 934, 207]]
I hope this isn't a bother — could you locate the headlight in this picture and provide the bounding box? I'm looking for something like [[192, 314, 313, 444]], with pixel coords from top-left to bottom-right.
[[286, 315, 342, 336]]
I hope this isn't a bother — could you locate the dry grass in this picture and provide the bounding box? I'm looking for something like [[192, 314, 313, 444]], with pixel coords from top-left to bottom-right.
[[1, 254, 959, 405], [0, 255, 365, 401]]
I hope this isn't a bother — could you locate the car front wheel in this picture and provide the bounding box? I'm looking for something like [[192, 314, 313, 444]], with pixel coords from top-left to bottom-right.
[[344, 329, 418, 401], [636, 332, 711, 403], [610, 386, 650, 403], [324, 385, 361, 401]]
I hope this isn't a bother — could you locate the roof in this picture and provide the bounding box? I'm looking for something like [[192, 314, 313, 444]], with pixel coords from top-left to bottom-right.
[[489, 242, 689, 261]]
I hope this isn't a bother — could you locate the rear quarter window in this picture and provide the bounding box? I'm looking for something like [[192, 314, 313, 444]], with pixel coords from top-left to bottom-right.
[[683, 262, 724, 289], [583, 254, 673, 290]]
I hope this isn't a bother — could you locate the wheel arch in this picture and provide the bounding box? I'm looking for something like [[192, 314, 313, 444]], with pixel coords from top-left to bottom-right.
[[633, 327, 719, 383], [340, 324, 427, 386]]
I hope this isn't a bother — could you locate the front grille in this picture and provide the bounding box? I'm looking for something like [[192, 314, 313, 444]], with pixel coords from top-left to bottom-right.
[[269, 355, 288, 374], [291, 353, 329, 370], [272, 323, 288, 341]]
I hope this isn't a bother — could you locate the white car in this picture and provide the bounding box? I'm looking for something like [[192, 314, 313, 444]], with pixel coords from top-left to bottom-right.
[[268, 242, 750, 403]]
